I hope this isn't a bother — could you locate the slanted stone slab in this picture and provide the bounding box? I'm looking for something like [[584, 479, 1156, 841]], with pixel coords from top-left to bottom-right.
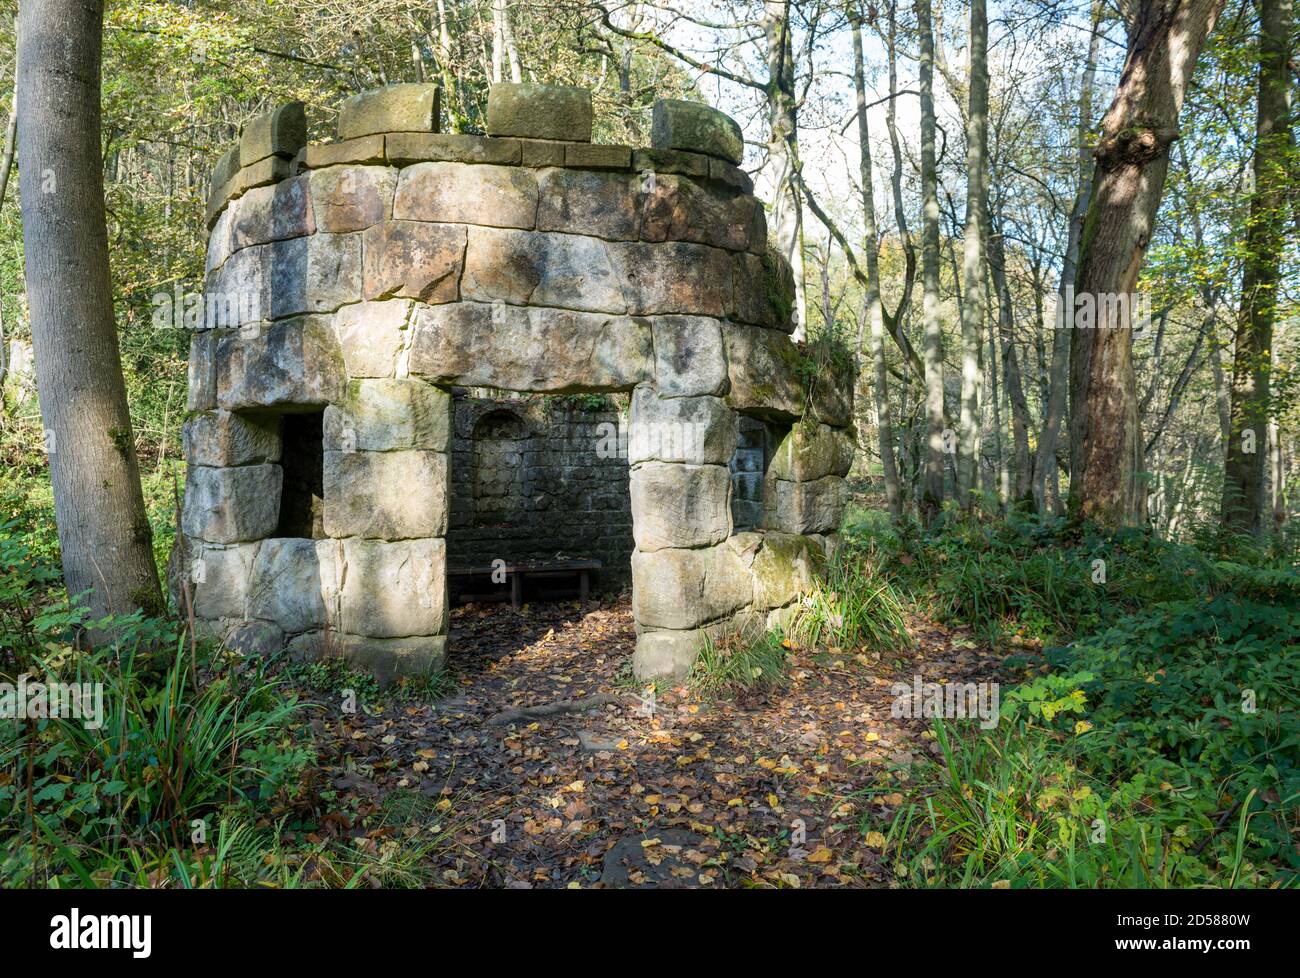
[[762, 475, 847, 534], [240, 102, 307, 168], [612, 241, 732, 318], [184, 410, 281, 467], [339, 538, 447, 638], [333, 299, 411, 378], [768, 423, 856, 482], [536, 168, 641, 240], [385, 132, 521, 166], [487, 83, 592, 142], [722, 322, 805, 419], [410, 302, 651, 391], [631, 542, 752, 631], [628, 388, 737, 466], [301, 135, 387, 170], [308, 166, 396, 233], [217, 315, 345, 410], [463, 227, 626, 313], [393, 161, 537, 229], [648, 315, 728, 397], [633, 629, 705, 680], [630, 462, 732, 551], [361, 221, 465, 303], [247, 537, 336, 634], [651, 99, 743, 165], [323, 450, 448, 539], [182, 464, 283, 544], [323, 379, 451, 452], [338, 83, 440, 140], [267, 233, 363, 317]]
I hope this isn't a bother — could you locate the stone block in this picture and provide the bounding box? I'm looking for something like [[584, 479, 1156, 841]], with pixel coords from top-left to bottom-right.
[[385, 132, 521, 165], [217, 315, 345, 410], [362, 221, 465, 303], [632, 543, 753, 630], [721, 322, 805, 419], [182, 464, 282, 544], [323, 450, 448, 539], [649, 315, 728, 397], [189, 542, 259, 621], [762, 475, 847, 534], [210, 146, 241, 200], [733, 250, 796, 330], [520, 139, 567, 167], [247, 537, 337, 634], [536, 168, 640, 240], [630, 462, 732, 551], [188, 331, 217, 411], [641, 173, 757, 252], [205, 244, 268, 329], [184, 410, 281, 467], [486, 83, 592, 141], [340, 634, 447, 685], [333, 299, 412, 378], [768, 423, 856, 482], [651, 99, 743, 164], [301, 135, 387, 170], [229, 175, 315, 250], [308, 165, 396, 233], [612, 241, 732, 317], [462, 227, 626, 313], [339, 538, 447, 637], [628, 388, 737, 465], [323, 379, 451, 452], [633, 629, 705, 680], [338, 83, 440, 140], [393, 161, 537, 228], [632, 148, 710, 179], [565, 143, 631, 170], [268, 233, 363, 317], [750, 532, 824, 610], [240, 102, 307, 168]]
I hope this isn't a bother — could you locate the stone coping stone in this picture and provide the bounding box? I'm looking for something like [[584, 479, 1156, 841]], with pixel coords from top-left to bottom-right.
[[240, 102, 307, 169], [651, 99, 744, 165], [338, 83, 441, 140], [299, 135, 387, 171], [207, 155, 291, 229], [487, 83, 593, 142], [385, 132, 522, 166]]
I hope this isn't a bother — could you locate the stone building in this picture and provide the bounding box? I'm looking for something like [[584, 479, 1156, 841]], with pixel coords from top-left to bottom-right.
[[177, 82, 854, 682]]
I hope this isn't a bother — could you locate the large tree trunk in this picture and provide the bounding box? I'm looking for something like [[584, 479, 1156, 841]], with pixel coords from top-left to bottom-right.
[[989, 224, 1032, 502], [916, 0, 946, 520], [17, 0, 163, 622], [956, 0, 989, 511], [1222, 0, 1293, 532], [763, 1, 808, 339], [1068, 0, 1224, 526], [851, 13, 902, 519], [1033, 0, 1103, 513]]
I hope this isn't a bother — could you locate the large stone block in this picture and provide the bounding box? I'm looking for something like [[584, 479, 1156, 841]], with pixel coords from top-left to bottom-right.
[[323, 450, 448, 539], [633, 629, 705, 680], [385, 132, 521, 165], [536, 168, 640, 240], [628, 388, 737, 465], [301, 135, 387, 170], [189, 542, 260, 621], [486, 83, 592, 142], [806, 356, 856, 428], [182, 464, 282, 544], [733, 250, 797, 331], [247, 537, 337, 634], [333, 300, 411, 378], [630, 462, 732, 551], [338, 84, 440, 140], [210, 146, 241, 200], [339, 634, 447, 685], [631, 543, 752, 630], [721, 322, 804, 419], [750, 532, 825, 610], [361, 221, 465, 303], [641, 173, 758, 252], [268, 233, 363, 317], [205, 244, 268, 329], [308, 166, 396, 233], [651, 99, 744, 165], [240, 102, 307, 168], [768, 423, 856, 482], [762, 476, 847, 534], [339, 537, 447, 638], [217, 315, 345, 410], [323, 379, 451, 452], [462, 227, 626, 313], [206, 207, 234, 276], [649, 315, 728, 397], [393, 161, 537, 228], [184, 410, 281, 467], [188, 331, 218, 411], [632, 147, 711, 179], [229, 176, 315, 249], [409, 302, 650, 392], [612, 241, 732, 318]]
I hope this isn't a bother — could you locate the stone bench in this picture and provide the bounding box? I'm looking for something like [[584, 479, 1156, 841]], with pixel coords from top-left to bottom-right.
[[449, 558, 602, 609]]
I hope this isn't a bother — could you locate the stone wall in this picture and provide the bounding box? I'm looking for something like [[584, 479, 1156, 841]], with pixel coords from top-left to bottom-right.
[[447, 392, 634, 590], [179, 82, 854, 683]]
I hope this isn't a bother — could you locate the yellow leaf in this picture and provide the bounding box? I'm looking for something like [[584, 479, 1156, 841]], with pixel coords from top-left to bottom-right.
[[865, 831, 887, 848], [807, 846, 835, 863]]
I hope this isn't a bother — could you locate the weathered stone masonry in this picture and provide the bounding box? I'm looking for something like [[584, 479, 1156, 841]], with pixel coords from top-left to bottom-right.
[[179, 82, 854, 683]]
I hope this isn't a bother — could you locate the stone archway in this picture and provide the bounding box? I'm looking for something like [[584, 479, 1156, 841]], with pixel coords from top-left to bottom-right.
[[177, 82, 853, 683]]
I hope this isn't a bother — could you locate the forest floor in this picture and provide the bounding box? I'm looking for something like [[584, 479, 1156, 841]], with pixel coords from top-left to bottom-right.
[[295, 596, 1013, 888]]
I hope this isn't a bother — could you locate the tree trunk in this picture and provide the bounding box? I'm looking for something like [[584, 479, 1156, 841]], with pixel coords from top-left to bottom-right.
[[956, 0, 989, 511], [17, 0, 163, 622], [1222, 0, 1293, 532], [989, 226, 1032, 502], [763, 1, 807, 339], [1068, 0, 1224, 526], [916, 0, 946, 520], [851, 13, 902, 518], [1033, 0, 1103, 513]]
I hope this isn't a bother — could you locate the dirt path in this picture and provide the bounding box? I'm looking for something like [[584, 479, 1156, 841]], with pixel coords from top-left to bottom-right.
[[301, 596, 1005, 888]]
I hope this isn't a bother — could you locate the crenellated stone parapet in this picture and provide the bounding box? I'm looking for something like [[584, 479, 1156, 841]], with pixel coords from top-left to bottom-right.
[[181, 82, 853, 683]]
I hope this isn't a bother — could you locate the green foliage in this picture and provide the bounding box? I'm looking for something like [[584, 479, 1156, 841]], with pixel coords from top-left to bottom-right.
[[788, 538, 911, 654], [687, 630, 792, 701]]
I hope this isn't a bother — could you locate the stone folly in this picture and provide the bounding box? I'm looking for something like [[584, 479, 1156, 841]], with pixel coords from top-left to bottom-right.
[[178, 82, 854, 683]]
